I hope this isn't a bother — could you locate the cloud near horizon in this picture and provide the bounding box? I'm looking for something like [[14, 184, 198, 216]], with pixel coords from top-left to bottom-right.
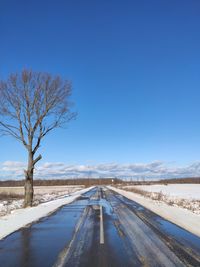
[[1, 160, 200, 180]]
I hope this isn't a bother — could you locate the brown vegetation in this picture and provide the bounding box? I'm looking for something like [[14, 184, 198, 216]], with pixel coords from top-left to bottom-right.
[[0, 193, 23, 200], [0, 178, 122, 187], [121, 177, 200, 186]]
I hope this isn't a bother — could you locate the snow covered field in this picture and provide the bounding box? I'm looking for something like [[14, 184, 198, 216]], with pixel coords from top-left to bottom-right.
[[109, 186, 200, 238], [120, 184, 200, 214], [130, 184, 200, 200], [0, 185, 84, 216], [0, 186, 94, 240]]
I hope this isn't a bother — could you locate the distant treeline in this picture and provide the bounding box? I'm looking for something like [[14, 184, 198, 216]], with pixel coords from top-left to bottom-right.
[[157, 177, 200, 184], [0, 177, 200, 187], [0, 178, 122, 187], [126, 177, 200, 185]]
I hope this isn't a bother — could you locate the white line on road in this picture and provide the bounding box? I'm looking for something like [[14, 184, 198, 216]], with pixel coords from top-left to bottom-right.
[[100, 205, 104, 244]]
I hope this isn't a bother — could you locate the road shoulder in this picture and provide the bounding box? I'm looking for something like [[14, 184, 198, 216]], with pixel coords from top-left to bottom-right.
[[108, 186, 200, 237]]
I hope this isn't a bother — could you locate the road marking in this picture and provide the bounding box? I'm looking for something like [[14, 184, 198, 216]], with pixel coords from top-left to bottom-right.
[[100, 205, 104, 244]]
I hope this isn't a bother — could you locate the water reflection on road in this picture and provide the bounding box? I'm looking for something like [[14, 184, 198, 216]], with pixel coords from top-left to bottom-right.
[[0, 188, 97, 267], [1, 187, 200, 267]]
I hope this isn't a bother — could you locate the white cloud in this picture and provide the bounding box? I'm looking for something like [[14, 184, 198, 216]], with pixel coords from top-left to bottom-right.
[[1, 161, 26, 177], [1, 160, 200, 180]]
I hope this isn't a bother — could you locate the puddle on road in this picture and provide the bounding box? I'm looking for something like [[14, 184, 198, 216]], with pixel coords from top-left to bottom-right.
[[136, 206, 145, 211], [99, 198, 113, 215]]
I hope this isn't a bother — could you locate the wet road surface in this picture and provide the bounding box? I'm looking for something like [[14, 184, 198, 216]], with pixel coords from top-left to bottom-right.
[[0, 186, 200, 267]]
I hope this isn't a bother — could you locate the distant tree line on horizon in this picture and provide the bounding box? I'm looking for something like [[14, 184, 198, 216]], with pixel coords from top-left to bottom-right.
[[0, 178, 122, 187], [157, 177, 200, 184], [126, 177, 200, 185], [0, 177, 200, 187]]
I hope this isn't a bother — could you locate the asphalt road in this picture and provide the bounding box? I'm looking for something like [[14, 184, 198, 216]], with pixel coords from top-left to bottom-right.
[[0, 186, 200, 267]]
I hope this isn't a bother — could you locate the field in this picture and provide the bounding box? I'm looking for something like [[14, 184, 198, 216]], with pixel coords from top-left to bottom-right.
[[119, 184, 200, 214], [0, 185, 84, 216], [0, 185, 84, 196], [132, 184, 200, 199]]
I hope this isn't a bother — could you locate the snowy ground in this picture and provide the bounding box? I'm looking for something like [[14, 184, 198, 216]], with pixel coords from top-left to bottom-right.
[[120, 184, 200, 214], [109, 186, 200, 237], [0, 185, 84, 217], [0, 186, 94, 240], [127, 184, 200, 199]]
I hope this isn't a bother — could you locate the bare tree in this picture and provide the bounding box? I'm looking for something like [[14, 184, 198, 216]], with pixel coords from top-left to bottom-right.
[[0, 70, 76, 207]]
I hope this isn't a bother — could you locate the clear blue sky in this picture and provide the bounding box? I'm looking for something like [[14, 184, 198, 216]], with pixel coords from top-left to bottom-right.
[[1, 0, 200, 170]]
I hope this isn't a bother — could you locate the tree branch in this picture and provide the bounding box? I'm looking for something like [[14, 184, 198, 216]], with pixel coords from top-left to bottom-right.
[[33, 154, 42, 166]]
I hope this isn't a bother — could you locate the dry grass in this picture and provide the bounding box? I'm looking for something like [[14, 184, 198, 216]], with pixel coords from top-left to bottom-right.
[[0, 185, 85, 217], [0, 193, 23, 200], [0, 187, 24, 195], [0, 185, 84, 196]]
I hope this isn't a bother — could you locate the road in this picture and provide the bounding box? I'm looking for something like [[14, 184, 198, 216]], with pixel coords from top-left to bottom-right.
[[0, 186, 200, 267]]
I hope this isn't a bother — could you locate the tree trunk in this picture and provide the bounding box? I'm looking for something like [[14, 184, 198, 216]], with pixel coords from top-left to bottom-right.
[[24, 152, 34, 207]]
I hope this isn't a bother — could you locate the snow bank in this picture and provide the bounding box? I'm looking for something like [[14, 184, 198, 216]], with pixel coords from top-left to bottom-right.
[[108, 186, 200, 238], [0, 187, 94, 240]]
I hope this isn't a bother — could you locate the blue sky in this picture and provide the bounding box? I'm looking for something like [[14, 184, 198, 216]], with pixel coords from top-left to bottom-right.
[[1, 0, 200, 179]]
